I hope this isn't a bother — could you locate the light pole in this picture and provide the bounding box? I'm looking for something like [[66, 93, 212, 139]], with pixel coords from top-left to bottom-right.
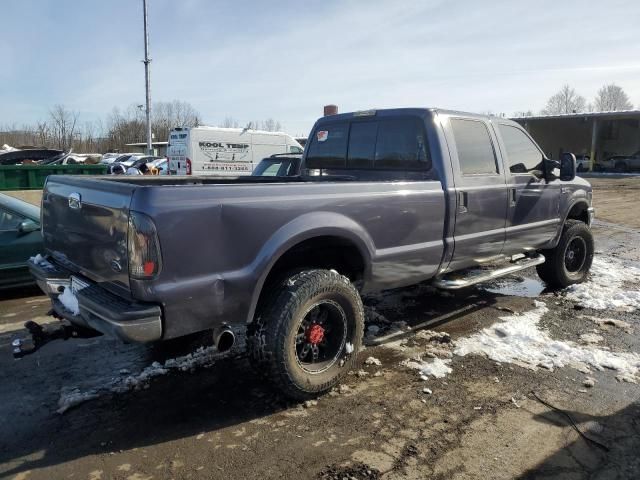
[[142, 0, 153, 155]]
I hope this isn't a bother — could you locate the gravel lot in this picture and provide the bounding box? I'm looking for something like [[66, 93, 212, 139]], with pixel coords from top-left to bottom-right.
[[1, 176, 639, 480]]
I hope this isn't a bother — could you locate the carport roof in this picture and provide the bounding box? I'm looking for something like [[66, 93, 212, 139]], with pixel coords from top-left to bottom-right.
[[511, 110, 640, 121]]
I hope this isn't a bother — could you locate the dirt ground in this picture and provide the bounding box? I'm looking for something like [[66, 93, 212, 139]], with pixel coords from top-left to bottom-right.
[[583, 174, 640, 228], [0, 177, 639, 480]]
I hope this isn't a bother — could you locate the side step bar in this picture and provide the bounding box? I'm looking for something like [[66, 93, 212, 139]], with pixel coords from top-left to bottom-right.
[[433, 253, 545, 290]]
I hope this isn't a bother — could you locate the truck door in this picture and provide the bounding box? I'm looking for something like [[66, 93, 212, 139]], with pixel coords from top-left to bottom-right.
[[494, 123, 560, 254], [445, 116, 508, 271]]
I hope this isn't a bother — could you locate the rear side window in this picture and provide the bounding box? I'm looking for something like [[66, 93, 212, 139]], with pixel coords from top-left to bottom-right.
[[307, 117, 431, 172], [348, 122, 378, 168], [375, 118, 429, 170], [305, 123, 348, 169], [450, 119, 498, 175], [498, 124, 544, 174]]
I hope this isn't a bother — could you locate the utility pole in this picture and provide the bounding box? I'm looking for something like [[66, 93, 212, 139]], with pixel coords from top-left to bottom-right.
[[142, 0, 153, 155]]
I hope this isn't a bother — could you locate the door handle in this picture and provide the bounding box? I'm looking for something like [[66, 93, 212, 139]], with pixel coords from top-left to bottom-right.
[[457, 191, 468, 214], [509, 187, 517, 206]]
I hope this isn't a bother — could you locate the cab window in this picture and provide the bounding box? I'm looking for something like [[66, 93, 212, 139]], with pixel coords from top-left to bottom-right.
[[306, 123, 348, 169], [498, 124, 544, 174], [450, 118, 498, 175]]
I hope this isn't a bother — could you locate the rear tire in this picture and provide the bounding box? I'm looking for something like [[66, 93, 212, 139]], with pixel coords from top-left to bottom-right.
[[536, 220, 594, 288], [615, 161, 628, 173], [247, 269, 364, 400]]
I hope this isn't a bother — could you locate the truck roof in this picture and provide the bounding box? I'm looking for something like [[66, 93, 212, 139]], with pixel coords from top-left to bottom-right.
[[313, 107, 522, 128]]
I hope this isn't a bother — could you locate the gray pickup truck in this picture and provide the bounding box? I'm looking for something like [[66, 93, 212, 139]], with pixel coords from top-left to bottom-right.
[[25, 108, 594, 399]]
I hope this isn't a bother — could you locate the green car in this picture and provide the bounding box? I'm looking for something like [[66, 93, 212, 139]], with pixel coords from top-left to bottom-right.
[[0, 193, 42, 289]]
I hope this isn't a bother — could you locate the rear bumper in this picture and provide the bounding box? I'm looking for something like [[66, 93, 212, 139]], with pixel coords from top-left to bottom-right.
[[28, 257, 162, 343]]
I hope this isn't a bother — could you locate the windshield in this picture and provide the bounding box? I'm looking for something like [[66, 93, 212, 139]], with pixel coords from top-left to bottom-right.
[[252, 157, 299, 176]]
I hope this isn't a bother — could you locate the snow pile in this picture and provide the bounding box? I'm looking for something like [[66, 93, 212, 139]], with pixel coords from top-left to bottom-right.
[[58, 288, 79, 315], [1, 144, 19, 153], [57, 388, 100, 414], [401, 357, 452, 380], [57, 345, 221, 413], [29, 253, 46, 265], [454, 301, 640, 381], [365, 356, 382, 366], [565, 257, 640, 312], [108, 345, 219, 393]]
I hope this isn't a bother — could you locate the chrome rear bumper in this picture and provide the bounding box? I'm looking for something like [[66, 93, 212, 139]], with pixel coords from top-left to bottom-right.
[[28, 257, 162, 343]]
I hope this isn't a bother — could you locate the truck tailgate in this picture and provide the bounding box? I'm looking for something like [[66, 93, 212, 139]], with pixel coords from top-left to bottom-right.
[[42, 177, 135, 297]]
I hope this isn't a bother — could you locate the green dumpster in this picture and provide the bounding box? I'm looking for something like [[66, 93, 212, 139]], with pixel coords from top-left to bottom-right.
[[0, 164, 108, 191]]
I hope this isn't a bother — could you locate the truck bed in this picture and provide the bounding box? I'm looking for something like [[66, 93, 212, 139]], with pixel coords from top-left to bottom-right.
[[41, 173, 448, 338]]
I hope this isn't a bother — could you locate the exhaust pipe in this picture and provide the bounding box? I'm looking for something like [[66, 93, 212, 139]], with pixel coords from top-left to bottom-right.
[[215, 328, 235, 352]]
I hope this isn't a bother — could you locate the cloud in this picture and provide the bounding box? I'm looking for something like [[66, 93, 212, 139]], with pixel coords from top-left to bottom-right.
[[1, 0, 639, 135]]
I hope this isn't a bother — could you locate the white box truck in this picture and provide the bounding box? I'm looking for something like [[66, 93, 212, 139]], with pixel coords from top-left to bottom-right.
[[167, 127, 304, 175]]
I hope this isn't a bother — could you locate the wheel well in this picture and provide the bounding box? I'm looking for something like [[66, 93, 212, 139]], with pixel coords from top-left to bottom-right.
[[255, 236, 366, 315], [567, 202, 589, 224]]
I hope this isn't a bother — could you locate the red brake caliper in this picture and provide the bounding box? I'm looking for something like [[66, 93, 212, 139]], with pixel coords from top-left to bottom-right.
[[307, 324, 325, 345]]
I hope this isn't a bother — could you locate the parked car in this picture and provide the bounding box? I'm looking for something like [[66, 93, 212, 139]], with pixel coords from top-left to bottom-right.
[[575, 155, 590, 172], [251, 154, 302, 176], [168, 126, 303, 176], [26, 108, 594, 399], [0, 194, 42, 289], [602, 151, 640, 172], [101, 153, 139, 165], [149, 158, 168, 175]]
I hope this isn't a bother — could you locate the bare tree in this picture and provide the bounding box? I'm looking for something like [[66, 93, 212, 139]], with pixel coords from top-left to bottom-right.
[[49, 104, 79, 150], [260, 118, 282, 132], [152, 100, 200, 141], [541, 85, 587, 115], [594, 84, 633, 112], [219, 116, 240, 128]]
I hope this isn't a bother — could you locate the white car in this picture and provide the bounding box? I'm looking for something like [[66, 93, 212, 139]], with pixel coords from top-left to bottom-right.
[[575, 155, 590, 172]]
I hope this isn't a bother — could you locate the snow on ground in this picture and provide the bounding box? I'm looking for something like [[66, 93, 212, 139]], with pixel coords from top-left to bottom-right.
[[565, 256, 640, 312], [57, 345, 221, 413], [401, 357, 452, 380], [58, 288, 79, 316], [454, 301, 640, 382]]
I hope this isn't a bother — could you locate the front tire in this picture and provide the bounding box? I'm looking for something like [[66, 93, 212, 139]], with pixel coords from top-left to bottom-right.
[[247, 269, 364, 400], [536, 220, 594, 288]]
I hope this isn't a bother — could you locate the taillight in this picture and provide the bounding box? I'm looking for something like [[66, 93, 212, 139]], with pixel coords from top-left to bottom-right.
[[186, 158, 192, 175], [127, 211, 162, 279]]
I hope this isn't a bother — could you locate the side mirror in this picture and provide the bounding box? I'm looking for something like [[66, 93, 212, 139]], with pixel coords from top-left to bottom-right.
[[18, 219, 39, 235], [560, 152, 577, 181]]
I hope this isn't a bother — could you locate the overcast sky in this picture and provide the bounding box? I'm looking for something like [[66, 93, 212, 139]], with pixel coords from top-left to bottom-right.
[[1, 0, 639, 135]]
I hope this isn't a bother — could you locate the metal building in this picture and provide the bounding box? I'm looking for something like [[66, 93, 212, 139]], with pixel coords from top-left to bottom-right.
[[513, 110, 640, 170]]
